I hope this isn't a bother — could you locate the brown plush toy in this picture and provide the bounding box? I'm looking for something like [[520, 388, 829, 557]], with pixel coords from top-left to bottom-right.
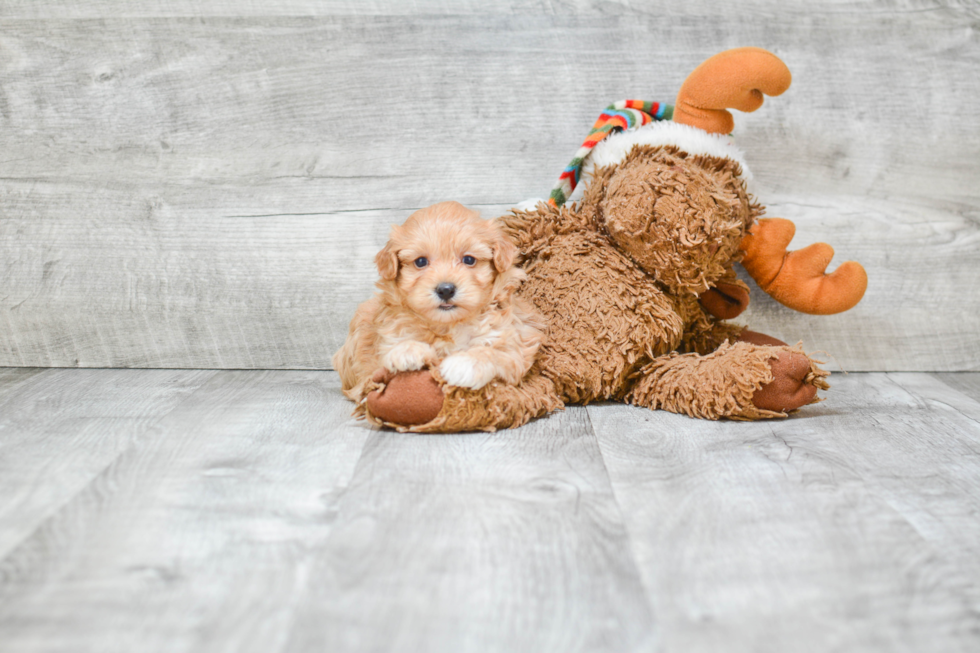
[[356, 47, 868, 432]]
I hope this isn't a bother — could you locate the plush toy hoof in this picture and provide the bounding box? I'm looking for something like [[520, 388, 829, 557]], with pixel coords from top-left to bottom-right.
[[366, 369, 445, 426], [752, 351, 818, 413], [699, 281, 750, 319]]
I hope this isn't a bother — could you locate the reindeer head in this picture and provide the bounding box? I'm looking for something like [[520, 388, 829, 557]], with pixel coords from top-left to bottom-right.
[[580, 144, 758, 300]]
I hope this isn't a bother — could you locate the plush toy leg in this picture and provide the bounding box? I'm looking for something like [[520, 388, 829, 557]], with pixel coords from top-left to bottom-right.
[[735, 328, 788, 347], [628, 341, 828, 420], [362, 367, 563, 433]]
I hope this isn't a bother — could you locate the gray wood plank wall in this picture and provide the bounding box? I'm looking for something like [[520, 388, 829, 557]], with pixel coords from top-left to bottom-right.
[[1, 1, 978, 371]]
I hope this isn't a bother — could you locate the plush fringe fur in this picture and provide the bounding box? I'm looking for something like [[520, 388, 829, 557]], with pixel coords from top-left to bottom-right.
[[628, 341, 829, 420], [365, 143, 828, 432]]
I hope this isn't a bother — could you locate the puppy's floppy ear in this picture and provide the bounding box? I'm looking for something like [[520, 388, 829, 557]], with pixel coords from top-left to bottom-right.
[[491, 224, 518, 273], [375, 241, 399, 281]]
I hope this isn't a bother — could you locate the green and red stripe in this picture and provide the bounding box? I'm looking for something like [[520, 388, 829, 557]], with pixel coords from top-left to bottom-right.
[[548, 100, 672, 208]]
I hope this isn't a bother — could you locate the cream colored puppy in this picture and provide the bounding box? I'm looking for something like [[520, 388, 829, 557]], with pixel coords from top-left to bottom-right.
[[333, 201, 544, 402]]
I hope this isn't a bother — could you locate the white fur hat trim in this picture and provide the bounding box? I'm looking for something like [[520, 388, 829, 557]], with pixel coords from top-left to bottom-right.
[[582, 120, 752, 182]]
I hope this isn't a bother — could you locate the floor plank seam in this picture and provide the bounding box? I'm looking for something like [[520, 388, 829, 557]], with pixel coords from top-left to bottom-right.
[[887, 373, 980, 432], [583, 404, 662, 627]]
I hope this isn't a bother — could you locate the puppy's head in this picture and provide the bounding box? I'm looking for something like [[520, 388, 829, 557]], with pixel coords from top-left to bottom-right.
[[376, 201, 519, 324]]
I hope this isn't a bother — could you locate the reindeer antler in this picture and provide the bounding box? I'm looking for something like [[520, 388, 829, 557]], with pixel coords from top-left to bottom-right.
[[741, 218, 868, 315], [674, 48, 867, 314], [674, 47, 792, 134]]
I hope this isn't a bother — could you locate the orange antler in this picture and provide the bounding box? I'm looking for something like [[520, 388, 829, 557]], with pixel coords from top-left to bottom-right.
[[741, 218, 868, 315], [674, 47, 792, 134]]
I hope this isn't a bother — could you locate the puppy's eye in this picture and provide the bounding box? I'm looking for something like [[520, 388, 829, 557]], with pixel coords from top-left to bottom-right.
[[462, 255, 476, 266], [414, 257, 428, 268]]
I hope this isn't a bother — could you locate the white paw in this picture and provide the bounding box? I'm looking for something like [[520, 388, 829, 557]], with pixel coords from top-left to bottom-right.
[[383, 341, 436, 372], [439, 354, 496, 390]]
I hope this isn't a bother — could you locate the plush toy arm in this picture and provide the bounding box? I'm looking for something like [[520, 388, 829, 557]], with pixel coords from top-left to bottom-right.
[[364, 367, 563, 433], [361, 368, 446, 426], [740, 218, 868, 315], [628, 341, 828, 420], [680, 310, 790, 356], [699, 267, 751, 320]]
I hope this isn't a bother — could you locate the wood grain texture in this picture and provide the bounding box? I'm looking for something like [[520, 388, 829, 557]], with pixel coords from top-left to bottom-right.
[[588, 373, 980, 653], [0, 367, 45, 393], [0, 0, 601, 18], [0, 368, 215, 558], [2, 0, 976, 18], [3, 369, 980, 651], [0, 187, 414, 369], [286, 406, 656, 653], [0, 371, 656, 653], [932, 372, 980, 403], [0, 370, 372, 653], [0, 3, 978, 370]]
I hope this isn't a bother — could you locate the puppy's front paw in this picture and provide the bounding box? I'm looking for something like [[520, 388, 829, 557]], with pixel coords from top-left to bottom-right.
[[439, 354, 496, 390], [383, 341, 437, 373]]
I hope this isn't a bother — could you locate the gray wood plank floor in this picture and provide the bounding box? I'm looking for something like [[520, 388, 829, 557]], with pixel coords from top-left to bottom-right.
[[2, 368, 979, 652]]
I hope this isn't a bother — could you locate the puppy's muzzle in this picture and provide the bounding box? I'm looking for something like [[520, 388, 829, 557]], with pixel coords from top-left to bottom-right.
[[435, 283, 456, 302]]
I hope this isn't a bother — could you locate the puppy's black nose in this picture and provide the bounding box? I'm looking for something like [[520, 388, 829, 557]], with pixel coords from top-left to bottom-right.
[[435, 283, 456, 301]]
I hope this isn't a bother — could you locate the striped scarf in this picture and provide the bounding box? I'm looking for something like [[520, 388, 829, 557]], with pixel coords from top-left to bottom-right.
[[548, 100, 673, 208]]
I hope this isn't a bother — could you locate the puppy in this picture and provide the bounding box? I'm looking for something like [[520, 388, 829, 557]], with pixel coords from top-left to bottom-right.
[[333, 201, 544, 404]]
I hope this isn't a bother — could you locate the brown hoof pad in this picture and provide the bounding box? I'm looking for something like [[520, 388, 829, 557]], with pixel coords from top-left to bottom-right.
[[366, 369, 445, 426], [736, 329, 788, 347], [699, 282, 750, 319], [752, 351, 817, 413]]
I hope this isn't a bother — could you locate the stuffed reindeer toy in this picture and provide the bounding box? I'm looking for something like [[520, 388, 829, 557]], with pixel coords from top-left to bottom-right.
[[342, 47, 868, 432]]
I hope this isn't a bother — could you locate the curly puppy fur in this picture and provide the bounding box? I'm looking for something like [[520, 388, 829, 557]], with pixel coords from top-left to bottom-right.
[[333, 201, 545, 402]]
